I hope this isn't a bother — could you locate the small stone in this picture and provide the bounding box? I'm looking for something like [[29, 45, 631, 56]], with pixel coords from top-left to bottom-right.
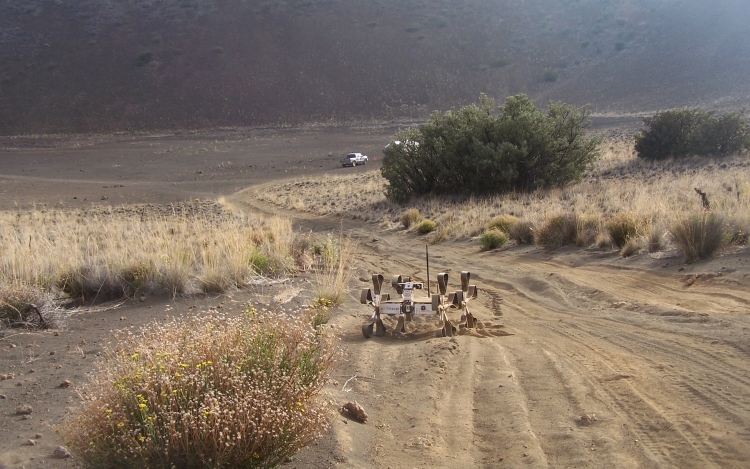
[[35, 433, 42, 439], [59, 380, 71, 388], [23, 439, 36, 446], [49, 351, 55, 355], [0, 394, 6, 399], [9, 343, 16, 348], [16, 404, 33, 415], [0, 373, 13, 380], [53, 446, 72, 459], [53, 331, 60, 336], [340, 401, 368, 423]]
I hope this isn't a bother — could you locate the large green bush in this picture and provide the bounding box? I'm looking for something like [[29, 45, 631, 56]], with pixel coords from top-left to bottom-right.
[[381, 94, 600, 202], [635, 109, 750, 160]]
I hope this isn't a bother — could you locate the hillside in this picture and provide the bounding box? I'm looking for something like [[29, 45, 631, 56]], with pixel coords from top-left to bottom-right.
[[1, 0, 749, 135]]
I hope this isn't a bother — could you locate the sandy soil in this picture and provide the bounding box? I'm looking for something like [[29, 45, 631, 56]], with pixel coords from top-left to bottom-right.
[[2, 126, 750, 469]]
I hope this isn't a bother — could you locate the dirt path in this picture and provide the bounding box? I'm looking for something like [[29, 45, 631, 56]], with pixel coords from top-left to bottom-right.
[[230, 189, 750, 468]]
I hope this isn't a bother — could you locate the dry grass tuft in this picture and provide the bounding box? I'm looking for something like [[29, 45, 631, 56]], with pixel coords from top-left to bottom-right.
[[63, 307, 337, 468], [648, 225, 665, 252], [605, 212, 643, 249], [486, 214, 519, 233], [620, 237, 641, 257], [312, 233, 355, 306], [400, 208, 423, 229], [576, 214, 602, 247], [670, 212, 727, 263], [508, 219, 535, 244], [535, 214, 578, 249]]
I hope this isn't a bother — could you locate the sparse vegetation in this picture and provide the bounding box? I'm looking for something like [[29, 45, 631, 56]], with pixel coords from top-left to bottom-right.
[[381, 94, 599, 202], [486, 214, 518, 233], [256, 137, 750, 252], [64, 308, 337, 468], [635, 109, 750, 160], [0, 204, 304, 316], [479, 229, 508, 251], [508, 219, 535, 244], [620, 237, 640, 257], [670, 212, 727, 262], [535, 214, 577, 249], [490, 58, 510, 68], [135, 50, 153, 66], [416, 219, 437, 234], [543, 69, 559, 82], [400, 208, 423, 228], [576, 214, 601, 247], [605, 212, 642, 248], [312, 233, 354, 306]]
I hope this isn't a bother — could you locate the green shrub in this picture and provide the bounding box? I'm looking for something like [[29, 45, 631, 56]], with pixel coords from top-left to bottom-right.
[[416, 219, 437, 234], [64, 308, 336, 468], [491, 58, 509, 68], [381, 94, 599, 202], [670, 213, 726, 262], [486, 214, 519, 233], [400, 208, 423, 228], [508, 219, 534, 244], [543, 69, 559, 82], [535, 214, 577, 249], [605, 212, 642, 248], [635, 109, 750, 160], [479, 229, 508, 251], [135, 50, 153, 66]]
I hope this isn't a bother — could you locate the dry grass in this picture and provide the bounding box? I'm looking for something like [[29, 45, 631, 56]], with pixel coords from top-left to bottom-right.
[[251, 136, 750, 253], [605, 212, 643, 248], [63, 307, 337, 468], [312, 233, 355, 307], [535, 214, 578, 249], [0, 202, 306, 318], [671, 212, 727, 263], [399, 208, 423, 228]]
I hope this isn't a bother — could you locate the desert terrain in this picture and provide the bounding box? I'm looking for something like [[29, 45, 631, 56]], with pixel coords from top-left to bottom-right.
[[1, 125, 749, 469]]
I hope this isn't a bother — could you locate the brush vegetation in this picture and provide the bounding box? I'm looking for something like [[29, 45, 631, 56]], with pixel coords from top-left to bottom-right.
[[254, 136, 750, 258], [312, 233, 354, 307], [380, 94, 600, 202], [479, 229, 508, 251], [636, 108, 750, 160], [670, 212, 727, 262], [64, 307, 337, 468], [0, 203, 310, 324]]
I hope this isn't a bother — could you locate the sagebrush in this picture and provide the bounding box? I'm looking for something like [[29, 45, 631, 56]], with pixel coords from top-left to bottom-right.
[[64, 308, 337, 469]]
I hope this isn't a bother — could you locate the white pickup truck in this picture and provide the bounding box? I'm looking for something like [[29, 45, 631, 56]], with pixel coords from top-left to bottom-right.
[[340, 152, 368, 167]]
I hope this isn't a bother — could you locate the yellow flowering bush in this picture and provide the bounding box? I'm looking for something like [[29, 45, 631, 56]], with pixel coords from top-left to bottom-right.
[[64, 306, 338, 468]]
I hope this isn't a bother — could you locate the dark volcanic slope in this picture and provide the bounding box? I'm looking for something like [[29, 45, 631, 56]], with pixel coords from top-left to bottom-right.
[[0, 0, 749, 135]]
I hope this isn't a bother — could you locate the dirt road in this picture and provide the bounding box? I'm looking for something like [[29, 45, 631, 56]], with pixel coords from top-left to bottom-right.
[[231, 191, 750, 468]]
